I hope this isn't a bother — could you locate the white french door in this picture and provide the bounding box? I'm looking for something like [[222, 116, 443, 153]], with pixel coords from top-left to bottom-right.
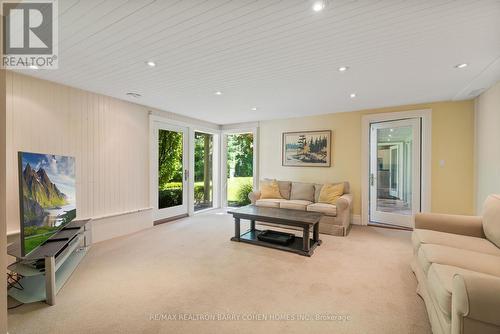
[[369, 118, 421, 227], [151, 121, 189, 221]]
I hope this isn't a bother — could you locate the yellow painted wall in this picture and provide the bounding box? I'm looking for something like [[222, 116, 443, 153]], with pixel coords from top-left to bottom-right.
[[259, 100, 475, 216], [475, 81, 500, 213]]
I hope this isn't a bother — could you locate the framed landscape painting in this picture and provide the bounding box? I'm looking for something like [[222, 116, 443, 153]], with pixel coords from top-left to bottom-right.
[[282, 130, 332, 167]]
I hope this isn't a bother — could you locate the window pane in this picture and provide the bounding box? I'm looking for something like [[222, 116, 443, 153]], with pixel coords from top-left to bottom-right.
[[227, 133, 253, 207], [194, 132, 213, 211], [158, 129, 183, 209]]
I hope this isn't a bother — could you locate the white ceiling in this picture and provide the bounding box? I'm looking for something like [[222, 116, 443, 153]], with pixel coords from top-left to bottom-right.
[[21, 0, 500, 124]]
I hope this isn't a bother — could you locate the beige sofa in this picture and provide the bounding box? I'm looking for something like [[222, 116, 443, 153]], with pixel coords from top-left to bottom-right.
[[248, 181, 353, 236], [411, 194, 500, 334]]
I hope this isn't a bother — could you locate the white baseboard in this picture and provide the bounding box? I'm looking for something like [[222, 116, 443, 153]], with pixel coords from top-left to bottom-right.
[[351, 214, 362, 225]]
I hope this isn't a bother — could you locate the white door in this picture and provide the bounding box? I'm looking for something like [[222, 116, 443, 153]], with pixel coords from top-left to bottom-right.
[[152, 121, 189, 221], [369, 118, 421, 227]]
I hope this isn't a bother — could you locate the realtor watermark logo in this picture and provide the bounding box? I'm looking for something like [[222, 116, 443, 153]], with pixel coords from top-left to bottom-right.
[[2, 0, 58, 69]]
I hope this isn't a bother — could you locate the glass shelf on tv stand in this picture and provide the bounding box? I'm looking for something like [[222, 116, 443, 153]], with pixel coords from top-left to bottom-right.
[[7, 219, 91, 260], [7, 219, 91, 305]]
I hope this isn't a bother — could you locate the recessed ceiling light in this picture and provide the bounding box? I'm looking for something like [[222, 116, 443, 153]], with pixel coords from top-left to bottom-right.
[[338, 66, 349, 72], [126, 92, 142, 98], [390, 128, 394, 132], [146, 61, 156, 67], [214, 91, 223, 95], [29, 65, 38, 70], [455, 63, 468, 69], [312, 1, 326, 12], [350, 93, 357, 98], [251, 107, 258, 111], [389, 134, 392, 137]]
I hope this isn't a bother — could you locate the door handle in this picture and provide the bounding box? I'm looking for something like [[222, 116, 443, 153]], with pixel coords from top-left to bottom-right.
[[184, 169, 189, 181], [370, 173, 375, 186]]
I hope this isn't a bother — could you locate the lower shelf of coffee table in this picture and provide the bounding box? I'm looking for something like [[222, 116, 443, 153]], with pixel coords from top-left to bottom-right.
[[230, 229, 321, 257]]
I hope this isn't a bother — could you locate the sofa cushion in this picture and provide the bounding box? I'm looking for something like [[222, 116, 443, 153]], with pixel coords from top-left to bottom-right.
[[483, 194, 500, 248], [307, 203, 336, 216], [255, 199, 285, 208], [314, 184, 323, 203], [290, 182, 315, 202], [318, 183, 344, 205], [427, 264, 497, 319], [280, 200, 312, 211], [259, 180, 283, 199], [277, 181, 292, 200], [412, 229, 500, 256], [418, 244, 500, 277]]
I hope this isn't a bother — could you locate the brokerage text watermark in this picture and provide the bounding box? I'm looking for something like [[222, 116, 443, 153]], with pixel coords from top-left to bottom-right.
[[149, 312, 351, 322]]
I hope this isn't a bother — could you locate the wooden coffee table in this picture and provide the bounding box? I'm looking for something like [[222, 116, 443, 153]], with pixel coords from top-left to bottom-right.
[[228, 205, 323, 257]]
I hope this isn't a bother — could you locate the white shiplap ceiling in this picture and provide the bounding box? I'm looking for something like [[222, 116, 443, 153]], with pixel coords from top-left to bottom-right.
[[21, 0, 500, 124]]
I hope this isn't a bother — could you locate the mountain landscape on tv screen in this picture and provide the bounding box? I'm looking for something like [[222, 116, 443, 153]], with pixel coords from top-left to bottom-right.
[[19, 152, 76, 254], [22, 163, 68, 224]]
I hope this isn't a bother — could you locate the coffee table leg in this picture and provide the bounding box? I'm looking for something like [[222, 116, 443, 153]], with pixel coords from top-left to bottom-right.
[[234, 217, 240, 240], [250, 219, 255, 231], [313, 223, 319, 243], [303, 226, 310, 253]]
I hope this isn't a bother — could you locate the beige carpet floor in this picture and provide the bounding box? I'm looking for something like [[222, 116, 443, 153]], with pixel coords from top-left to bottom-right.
[[8, 212, 431, 334]]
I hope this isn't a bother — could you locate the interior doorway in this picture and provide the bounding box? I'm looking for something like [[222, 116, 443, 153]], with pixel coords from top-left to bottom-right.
[[369, 118, 421, 227]]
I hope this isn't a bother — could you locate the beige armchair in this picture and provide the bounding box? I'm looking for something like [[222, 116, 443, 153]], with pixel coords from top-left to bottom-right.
[[411, 194, 500, 334]]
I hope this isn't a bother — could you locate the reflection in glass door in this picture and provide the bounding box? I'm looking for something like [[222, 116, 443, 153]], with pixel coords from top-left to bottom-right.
[[226, 133, 254, 207], [369, 118, 421, 227], [194, 132, 213, 211], [153, 122, 188, 221]]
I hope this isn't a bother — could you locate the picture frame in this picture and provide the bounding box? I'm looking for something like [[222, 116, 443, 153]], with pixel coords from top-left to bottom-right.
[[282, 130, 332, 167]]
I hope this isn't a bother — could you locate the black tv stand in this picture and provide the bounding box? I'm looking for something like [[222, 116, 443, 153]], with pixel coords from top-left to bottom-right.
[[46, 237, 70, 242]]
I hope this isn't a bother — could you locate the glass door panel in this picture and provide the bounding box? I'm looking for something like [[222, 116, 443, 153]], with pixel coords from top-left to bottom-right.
[[153, 122, 188, 221], [158, 129, 184, 209], [370, 119, 420, 227], [226, 133, 254, 207], [194, 132, 213, 211]]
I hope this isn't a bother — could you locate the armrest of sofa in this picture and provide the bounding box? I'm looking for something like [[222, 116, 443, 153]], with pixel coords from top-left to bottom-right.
[[414, 213, 484, 238], [452, 272, 500, 333], [248, 191, 261, 205], [336, 193, 353, 211], [335, 193, 353, 232]]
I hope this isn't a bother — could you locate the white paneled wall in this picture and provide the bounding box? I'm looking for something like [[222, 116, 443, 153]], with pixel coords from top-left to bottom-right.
[[6, 72, 150, 236]]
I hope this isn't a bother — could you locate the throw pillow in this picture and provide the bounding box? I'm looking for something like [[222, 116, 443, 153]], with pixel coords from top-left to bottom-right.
[[318, 183, 344, 205], [260, 180, 283, 199]]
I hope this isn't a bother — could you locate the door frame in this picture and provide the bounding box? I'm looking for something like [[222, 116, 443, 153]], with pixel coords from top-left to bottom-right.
[[369, 118, 421, 227], [190, 127, 220, 215], [150, 114, 223, 219], [361, 109, 432, 226], [150, 118, 189, 221]]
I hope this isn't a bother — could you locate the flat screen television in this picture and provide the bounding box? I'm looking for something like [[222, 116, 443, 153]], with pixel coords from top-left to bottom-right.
[[18, 152, 76, 257]]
